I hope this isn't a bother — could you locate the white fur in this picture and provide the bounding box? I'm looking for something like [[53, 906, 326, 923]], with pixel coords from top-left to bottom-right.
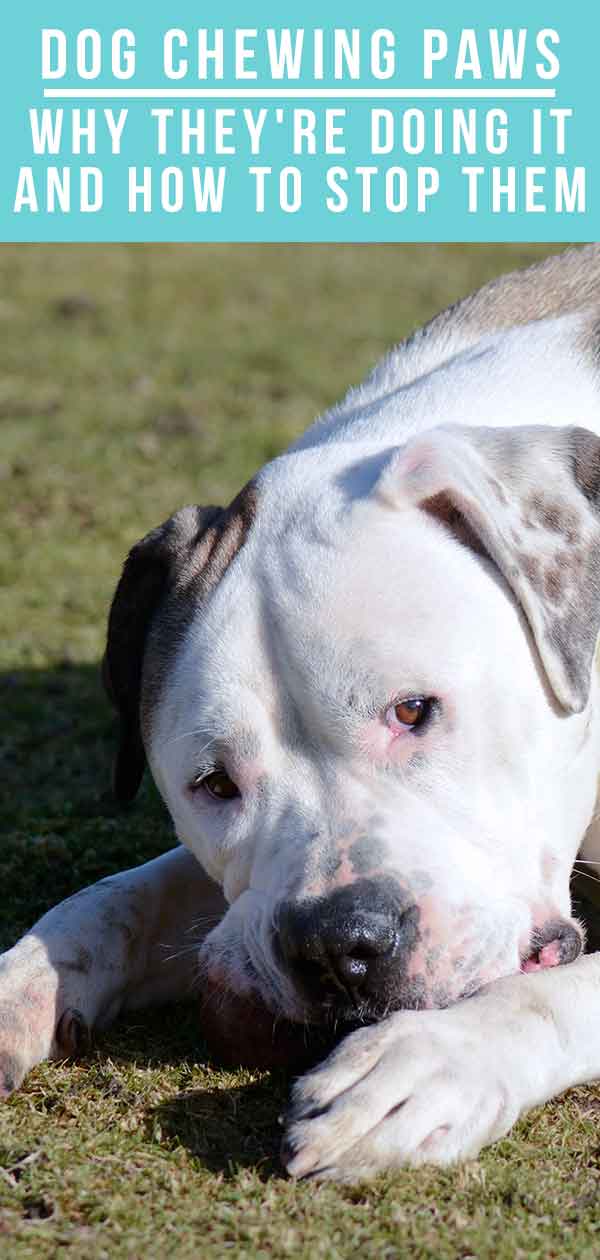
[[4, 253, 600, 1180], [149, 307, 600, 1018]]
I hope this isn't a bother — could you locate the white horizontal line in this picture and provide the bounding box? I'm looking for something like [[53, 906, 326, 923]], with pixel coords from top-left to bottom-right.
[[43, 86, 557, 100]]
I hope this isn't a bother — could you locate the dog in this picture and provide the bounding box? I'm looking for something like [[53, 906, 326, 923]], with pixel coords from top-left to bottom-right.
[[3, 244, 600, 1182]]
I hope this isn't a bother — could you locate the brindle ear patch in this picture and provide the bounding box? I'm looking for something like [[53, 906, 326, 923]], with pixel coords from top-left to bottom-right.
[[523, 493, 581, 544], [542, 556, 568, 603], [571, 426, 600, 504], [517, 548, 578, 605], [540, 542, 600, 706], [421, 492, 487, 558], [103, 481, 258, 805], [383, 423, 600, 714], [103, 504, 225, 804]]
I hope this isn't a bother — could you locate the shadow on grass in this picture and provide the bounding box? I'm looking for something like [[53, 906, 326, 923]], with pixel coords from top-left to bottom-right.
[[94, 1003, 293, 1178], [149, 1077, 290, 1180], [0, 660, 113, 817], [93, 1003, 210, 1070], [0, 662, 172, 944]]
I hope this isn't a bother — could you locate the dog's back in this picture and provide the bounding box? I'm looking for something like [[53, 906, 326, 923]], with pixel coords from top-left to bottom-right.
[[293, 244, 600, 457], [370, 243, 600, 391]]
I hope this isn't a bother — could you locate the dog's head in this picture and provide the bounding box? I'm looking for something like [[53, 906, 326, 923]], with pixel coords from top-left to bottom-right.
[[104, 424, 600, 1051]]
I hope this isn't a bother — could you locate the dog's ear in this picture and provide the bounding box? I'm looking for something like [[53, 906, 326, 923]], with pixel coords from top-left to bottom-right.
[[102, 505, 224, 804], [377, 424, 600, 714]]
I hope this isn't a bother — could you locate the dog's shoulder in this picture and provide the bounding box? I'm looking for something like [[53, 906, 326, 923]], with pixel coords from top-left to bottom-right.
[[418, 243, 600, 354], [375, 244, 600, 394], [294, 246, 600, 456]]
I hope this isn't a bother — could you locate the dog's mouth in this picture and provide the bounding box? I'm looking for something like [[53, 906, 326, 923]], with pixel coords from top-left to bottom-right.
[[520, 917, 583, 973], [198, 982, 345, 1071], [197, 978, 457, 1071], [197, 957, 384, 1070], [197, 916, 585, 1071]]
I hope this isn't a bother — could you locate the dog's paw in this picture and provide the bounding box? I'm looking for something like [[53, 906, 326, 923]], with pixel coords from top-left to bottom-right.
[[282, 989, 533, 1181], [0, 938, 93, 1099], [0, 1002, 36, 1097], [0, 999, 91, 1098]]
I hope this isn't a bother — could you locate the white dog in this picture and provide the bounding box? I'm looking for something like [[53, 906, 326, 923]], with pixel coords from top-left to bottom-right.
[[3, 245, 600, 1182]]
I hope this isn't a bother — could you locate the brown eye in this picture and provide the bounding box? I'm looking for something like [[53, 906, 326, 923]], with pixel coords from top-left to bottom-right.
[[393, 697, 430, 729], [194, 769, 240, 801]]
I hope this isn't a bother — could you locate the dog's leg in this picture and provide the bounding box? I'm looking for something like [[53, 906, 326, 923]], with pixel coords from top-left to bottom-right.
[[283, 953, 600, 1180], [0, 845, 225, 1097]]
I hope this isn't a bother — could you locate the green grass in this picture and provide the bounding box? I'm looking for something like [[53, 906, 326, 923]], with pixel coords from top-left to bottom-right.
[[3, 242, 600, 1258]]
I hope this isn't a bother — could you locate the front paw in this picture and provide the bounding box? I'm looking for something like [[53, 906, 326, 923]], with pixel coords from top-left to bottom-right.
[[0, 999, 41, 1097], [0, 998, 90, 1098], [0, 937, 93, 1098], [282, 1000, 524, 1181]]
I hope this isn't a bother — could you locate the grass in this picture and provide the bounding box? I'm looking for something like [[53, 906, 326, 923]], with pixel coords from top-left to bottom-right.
[[2, 241, 600, 1257]]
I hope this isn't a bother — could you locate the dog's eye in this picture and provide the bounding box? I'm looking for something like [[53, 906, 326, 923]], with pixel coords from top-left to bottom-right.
[[192, 769, 240, 801], [388, 696, 433, 731]]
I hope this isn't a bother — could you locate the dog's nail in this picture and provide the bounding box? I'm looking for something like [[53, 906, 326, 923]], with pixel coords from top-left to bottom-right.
[[282, 1145, 319, 1179], [280, 1133, 300, 1166], [300, 1166, 334, 1182], [0, 1053, 24, 1097], [55, 1008, 90, 1058], [286, 1101, 328, 1125]]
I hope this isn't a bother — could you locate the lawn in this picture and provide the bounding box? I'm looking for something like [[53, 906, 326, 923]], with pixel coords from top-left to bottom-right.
[[2, 242, 600, 1258]]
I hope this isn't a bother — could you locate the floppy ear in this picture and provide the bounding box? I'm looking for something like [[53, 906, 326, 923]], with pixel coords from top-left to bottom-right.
[[376, 424, 600, 714], [102, 505, 224, 804]]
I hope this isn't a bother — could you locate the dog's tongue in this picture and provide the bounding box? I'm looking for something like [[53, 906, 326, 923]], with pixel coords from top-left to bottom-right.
[[198, 984, 337, 1071], [521, 940, 563, 972]]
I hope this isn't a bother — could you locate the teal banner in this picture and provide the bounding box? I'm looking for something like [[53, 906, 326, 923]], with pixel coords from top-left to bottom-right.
[[0, 1, 595, 240]]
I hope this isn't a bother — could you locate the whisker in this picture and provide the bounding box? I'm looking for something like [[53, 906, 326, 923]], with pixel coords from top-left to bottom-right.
[[571, 868, 600, 885], [159, 940, 205, 964], [161, 729, 219, 752], [184, 913, 223, 934]]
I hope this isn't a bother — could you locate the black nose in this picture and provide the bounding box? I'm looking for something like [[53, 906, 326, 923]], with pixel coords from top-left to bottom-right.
[[275, 879, 419, 1011]]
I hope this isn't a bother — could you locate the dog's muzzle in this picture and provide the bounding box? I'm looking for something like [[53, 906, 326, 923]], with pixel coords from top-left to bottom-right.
[[274, 878, 420, 1018]]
